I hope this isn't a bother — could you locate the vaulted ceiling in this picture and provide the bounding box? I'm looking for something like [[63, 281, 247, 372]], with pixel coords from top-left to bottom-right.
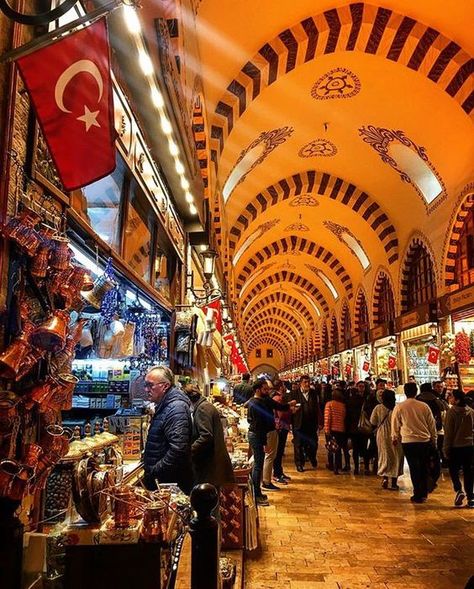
[[193, 0, 474, 370]]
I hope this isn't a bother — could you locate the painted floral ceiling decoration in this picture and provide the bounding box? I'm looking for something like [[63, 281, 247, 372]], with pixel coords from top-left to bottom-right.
[[324, 220, 370, 270], [290, 195, 319, 207], [232, 218, 281, 266], [311, 67, 361, 100], [284, 223, 310, 232], [298, 139, 337, 158]]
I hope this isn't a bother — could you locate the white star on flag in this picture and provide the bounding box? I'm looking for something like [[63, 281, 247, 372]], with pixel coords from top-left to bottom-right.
[[77, 105, 101, 131]]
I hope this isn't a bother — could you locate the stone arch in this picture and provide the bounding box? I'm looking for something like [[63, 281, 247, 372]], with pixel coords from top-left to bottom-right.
[[236, 236, 353, 296], [211, 2, 473, 158], [230, 170, 399, 263], [248, 338, 287, 357], [242, 292, 317, 327], [340, 300, 352, 348], [443, 184, 474, 287], [243, 308, 307, 336], [247, 324, 297, 344], [330, 314, 339, 347], [241, 270, 330, 313], [245, 316, 302, 340]]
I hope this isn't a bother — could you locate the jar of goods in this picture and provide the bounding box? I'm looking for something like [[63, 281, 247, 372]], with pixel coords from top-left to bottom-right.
[[44, 463, 74, 522]]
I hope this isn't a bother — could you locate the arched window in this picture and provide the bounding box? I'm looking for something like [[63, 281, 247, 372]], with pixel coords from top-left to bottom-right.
[[375, 276, 395, 324], [454, 208, 474, 289], [356, 292, 369, 333], [331, 316, 339, 348], [406, 245, 436, 311], [341, 306, 352, 347]]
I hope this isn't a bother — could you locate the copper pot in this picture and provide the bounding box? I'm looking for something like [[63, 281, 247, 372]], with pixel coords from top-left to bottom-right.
[[0, 459, 28, 501], [0, 392, 20, 437], [40, 424, 69, 461], [22, 443, 43, 472], [30, 245, 50, 278], [0, 334, 33, 380], [141, 500, 166, 543], [49, 235, 72, 271], [113, 486, 134, 528], [46, 373, 78, 411], [1, 207, 42, 256], [25, 378, 54, 410], [15, 347, 45, 381], [81, 273, 117, 309], [30, 310, 69, 352]]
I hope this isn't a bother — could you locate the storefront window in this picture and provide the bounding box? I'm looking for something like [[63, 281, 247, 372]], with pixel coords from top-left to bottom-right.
[[123, 181, 154, 282], [406, 245, 436, 310], [76, 155, 126, 252], [454, 207, 474, 289], [376, 276, 395, 324]]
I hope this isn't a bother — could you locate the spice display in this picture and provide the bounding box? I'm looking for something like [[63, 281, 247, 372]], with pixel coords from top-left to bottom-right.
[[454, 331, 470, 364]]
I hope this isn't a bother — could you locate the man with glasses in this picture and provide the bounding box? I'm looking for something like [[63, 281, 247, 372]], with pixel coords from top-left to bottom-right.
[[143, 366, 193, 494]]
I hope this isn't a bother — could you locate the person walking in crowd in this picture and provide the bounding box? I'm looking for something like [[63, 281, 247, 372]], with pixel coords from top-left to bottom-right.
[[324, 388, 347, 475], [233, 372, 253, 404], [375, 378, 386, 403], [143, 366, 193, 494], [345, 381, 370, 474], [247, 379, 296, 505], [391, 382, 437, 503], [184, 383, 235, 488], [364, 385, 379, 474], [432, 380, 450, 466], [370, 389, 403, 490], [443, 389, 474, 508], [291, 375, 321, 472], [271, 379, 292, 484]]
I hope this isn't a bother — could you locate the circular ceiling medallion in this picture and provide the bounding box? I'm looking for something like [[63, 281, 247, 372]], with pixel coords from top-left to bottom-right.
[[298, 139, 337, 158], [290, 195, 319, 207], [311, 68, 361, 100]]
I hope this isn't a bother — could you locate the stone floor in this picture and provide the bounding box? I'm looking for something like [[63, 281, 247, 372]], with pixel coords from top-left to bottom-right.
[[245, 446, 474, 589]]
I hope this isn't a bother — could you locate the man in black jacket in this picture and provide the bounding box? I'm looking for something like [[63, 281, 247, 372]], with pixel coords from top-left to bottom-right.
[[143, 366, 193, 494], [233, 373, 253, 404], [291, 375, 321, 472], [247, 379, 296, 505], [184, 383, 235, 487]]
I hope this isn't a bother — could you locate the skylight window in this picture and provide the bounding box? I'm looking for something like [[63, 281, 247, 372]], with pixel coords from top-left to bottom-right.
[[389, 144, 442, 204]]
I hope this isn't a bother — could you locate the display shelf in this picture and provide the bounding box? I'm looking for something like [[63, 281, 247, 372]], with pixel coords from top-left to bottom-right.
[[73, 390, 130, 395]]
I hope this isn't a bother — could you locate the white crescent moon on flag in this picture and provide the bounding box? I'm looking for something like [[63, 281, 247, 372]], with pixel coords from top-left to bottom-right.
[[54, 59, 103, 113]]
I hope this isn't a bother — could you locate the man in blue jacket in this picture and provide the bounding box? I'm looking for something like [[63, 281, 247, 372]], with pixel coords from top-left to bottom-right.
[[143, 366, 193, 494]]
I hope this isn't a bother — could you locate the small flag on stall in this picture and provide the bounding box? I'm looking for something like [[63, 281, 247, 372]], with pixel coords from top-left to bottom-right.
[[388, 355, 397, 370], [427, 345, 440, 365], [16, 18, 116, 190]]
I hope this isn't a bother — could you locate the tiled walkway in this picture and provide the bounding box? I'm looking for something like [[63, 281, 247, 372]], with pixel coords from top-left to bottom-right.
[[245, 445, 474, 589]]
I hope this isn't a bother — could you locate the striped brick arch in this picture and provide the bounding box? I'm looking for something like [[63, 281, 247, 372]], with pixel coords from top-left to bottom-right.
[[236, 236, 353, 296], [340, 302, 352, 344], [242, 293, 317, 327], [354, 288, 370, 333], [247, 331, 293, 352], [321, 321, 329, 352], [247, 324, 297, 343], [241, 270, 330, 313], [229, 171, 399, 264], [330, 314, 339, 346], [243, 308, 307, 337], [445, 191, 474, 286], [192, 96, 209, 197], [245, 317, 302, 339], [400, 237, 436, 312], [244, 304, 313, 337], [248, 338, 287, 356], [373, 269, 396, 324], [211, 2, 473, 158]]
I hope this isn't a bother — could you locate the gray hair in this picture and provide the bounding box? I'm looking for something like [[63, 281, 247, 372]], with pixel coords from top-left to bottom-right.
[[147, 365, 174, 385]]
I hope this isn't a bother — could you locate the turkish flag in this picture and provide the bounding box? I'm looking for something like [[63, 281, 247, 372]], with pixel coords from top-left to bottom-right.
[[16, 18, 115, 190], [362, 360, 371, 373], [202, 300, 222, 333], [427, 346, 440, 365], [388, 355, 397, 370]]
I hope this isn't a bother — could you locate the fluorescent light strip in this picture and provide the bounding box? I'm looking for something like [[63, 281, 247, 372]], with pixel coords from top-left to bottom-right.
[[70, 245, 101, 276], [125, 289, 152, 311]]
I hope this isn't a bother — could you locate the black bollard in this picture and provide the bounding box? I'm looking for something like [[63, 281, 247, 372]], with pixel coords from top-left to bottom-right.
[[0, 499, 23, 589], [189, 483, 219, 589]]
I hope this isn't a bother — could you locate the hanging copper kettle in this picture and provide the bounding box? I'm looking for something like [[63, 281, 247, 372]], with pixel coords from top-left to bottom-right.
[[49, 235, 72, 271], [1, 207, 42, 256], [46, 373, 78, 411], [81, 273, 117, 309], [30, 310, 69, 352], [0, 324, 35, 380], [0, 459, 28, 501]]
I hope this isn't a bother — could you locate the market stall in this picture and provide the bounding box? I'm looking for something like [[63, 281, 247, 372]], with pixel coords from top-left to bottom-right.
[[352, 333, 372, 382], [439, 283, 474, 391], [370, 323, 399, 385], [395, 302, 440, 384]]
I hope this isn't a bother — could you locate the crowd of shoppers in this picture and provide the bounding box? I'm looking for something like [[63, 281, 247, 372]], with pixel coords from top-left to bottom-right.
[[240, 372, 474, 509]]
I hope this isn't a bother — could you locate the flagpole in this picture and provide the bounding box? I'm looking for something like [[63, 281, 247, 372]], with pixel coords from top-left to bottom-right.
[[1, 0, 124, 63]]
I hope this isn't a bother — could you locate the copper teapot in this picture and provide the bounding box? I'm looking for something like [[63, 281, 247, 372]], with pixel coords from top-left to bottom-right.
[[30, 310, 69, 352], [0, 323, 36, 380]]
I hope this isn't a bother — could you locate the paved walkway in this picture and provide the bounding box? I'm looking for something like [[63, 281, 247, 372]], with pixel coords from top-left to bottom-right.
[[245, 444, 474, 589]]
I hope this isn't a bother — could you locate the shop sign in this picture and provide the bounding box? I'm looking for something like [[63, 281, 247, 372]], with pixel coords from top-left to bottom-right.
[[352, 332, 367, 347], [394, 302, 437, 332], [369, 321, 393, 341], [438, 284, 474, 316]]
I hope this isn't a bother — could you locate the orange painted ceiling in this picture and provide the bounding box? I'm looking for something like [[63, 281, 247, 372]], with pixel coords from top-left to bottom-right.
[[191, 0, 474, 370]]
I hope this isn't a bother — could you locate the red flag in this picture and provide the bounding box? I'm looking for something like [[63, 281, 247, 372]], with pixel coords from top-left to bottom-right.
[[362, 359, 371, 373], [388, 355, 397, 370], [427, 346, 440, 365], [17, 19, 115, 190], [202, 300, 222, 333]]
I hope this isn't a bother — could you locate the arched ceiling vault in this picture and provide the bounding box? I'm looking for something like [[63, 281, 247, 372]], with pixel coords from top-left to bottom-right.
[[193, 0, 474, 364]]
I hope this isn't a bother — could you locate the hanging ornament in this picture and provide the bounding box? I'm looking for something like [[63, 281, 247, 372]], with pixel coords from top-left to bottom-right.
[[454, 331, 470, 364], [100, 258, 120, 325]]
